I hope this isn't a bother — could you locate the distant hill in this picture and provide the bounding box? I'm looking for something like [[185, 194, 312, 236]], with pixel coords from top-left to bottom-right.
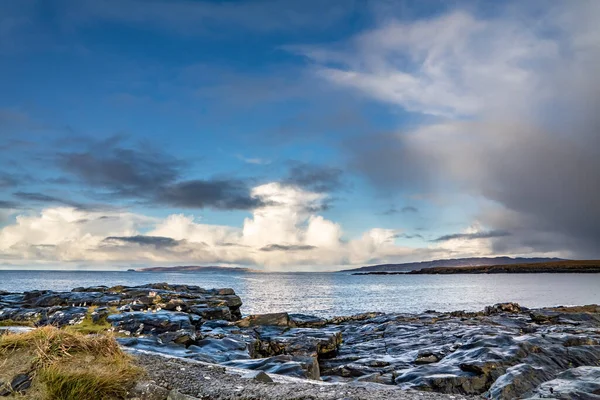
[[341, 257, 564, 273], [138, 265, 253, 273], [407, 260, 600, 275]]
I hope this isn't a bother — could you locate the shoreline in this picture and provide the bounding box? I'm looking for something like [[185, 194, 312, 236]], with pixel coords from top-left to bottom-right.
[[2, 283, 600, 399]]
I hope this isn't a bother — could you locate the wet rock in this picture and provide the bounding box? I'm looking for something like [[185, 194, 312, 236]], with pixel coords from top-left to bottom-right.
[[72, 285, 108, 293], [30, 291, 121, 308], [189, 337, 253, 362], [530, 310, 560, 324], [254, 327, 342, 358], [328, 312, 383, 324], [224, 355, 320, 380], [9, 373, 32, 394], [415, 354, 439, 364], [0, 307, 43, 324], [562, 335, 599, 347], [526, 366, 600, 399], [355, 372, 395, 385], [236, 312, 290, 328], [3, 284, 600, 398], [189, 306, 231, 321], [485, 303, 523, 315], [107, 311, 194, 335], [37, 306, 88, 327], [488, 363, 554, 399], [91, 306, 111, 323], [164, 299, 188, 312], [289, 313, 328, 328], [242, 370, 274, 383], [158, 329, 196, 346]]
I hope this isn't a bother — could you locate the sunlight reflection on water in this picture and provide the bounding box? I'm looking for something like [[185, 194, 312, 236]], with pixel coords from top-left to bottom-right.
[[1, 271, 599, 317]]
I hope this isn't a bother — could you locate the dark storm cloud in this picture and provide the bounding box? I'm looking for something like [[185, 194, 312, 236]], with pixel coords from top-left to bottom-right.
[[393, 233, 424, 240], [0, 200, 18, 209], [382, 206, 419, 215], [432, 230, 511, 242], [337, 3, 600, 258], [155, 179, 266, 210], [103, 235, 181, 248], [12, 191, 111, 211], [56, 136, 263, 211], [57, 135, 183, 195], [284, 162, 344, 193], [260, 244, 317, 252], [13, 192, 62, 203]]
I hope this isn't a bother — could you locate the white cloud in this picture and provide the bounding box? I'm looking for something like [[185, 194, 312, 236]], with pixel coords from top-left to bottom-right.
[[235, 154, 271, 165], [0, 183, 435, 270], [299, 10, 558, 117]]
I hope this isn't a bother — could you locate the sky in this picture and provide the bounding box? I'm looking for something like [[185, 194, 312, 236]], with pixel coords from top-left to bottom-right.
[[0, 0, 599, 270]]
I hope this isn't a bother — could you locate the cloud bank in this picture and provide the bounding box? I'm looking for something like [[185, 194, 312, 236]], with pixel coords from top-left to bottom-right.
[[0, 182, 426, 269], [297, 1, 600, 258]]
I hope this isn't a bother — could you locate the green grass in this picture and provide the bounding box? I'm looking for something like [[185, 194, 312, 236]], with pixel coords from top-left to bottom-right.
[[63, 307, 116, 335]]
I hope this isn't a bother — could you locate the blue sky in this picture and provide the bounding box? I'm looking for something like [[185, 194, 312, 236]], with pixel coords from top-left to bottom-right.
[[1, 0, 598, 270]]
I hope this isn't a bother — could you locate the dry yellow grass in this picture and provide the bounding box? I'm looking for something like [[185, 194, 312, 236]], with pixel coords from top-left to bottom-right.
[[0, 327, 141, 399]]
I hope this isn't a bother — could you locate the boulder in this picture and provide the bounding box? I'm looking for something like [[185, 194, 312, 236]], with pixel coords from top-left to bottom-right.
[[236, 312, 290, 328], [485, 303, 523, 315], [107, 311, 194, 335], [526, 366, 600, 399], [189, 306, 232, 321]]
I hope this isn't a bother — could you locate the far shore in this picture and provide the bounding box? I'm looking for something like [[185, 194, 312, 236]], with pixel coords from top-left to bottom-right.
[[353, 260, 600, 275]]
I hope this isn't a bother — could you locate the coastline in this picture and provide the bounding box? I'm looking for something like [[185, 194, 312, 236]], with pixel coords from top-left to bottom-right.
[[1, 283, 600, 399]]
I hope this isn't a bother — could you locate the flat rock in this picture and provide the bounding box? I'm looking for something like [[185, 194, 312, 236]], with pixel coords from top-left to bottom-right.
[[526, 366, 600, 399]]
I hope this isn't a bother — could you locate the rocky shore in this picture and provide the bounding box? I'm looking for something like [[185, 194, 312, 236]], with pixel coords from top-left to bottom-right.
[[1, 283, 600, 399]]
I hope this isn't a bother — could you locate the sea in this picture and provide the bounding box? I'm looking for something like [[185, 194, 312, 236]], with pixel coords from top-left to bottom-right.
[[1, 270, 599, 318]]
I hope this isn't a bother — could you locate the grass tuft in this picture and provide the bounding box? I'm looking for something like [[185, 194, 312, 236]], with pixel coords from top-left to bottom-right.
[[40, 362, 138, 400], [0, 327, 140, 399]]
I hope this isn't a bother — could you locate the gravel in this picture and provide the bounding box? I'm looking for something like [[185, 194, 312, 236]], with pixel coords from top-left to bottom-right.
[[135, 353, 481, 400]]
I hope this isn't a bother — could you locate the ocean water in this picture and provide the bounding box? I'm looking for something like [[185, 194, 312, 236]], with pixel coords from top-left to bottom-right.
[[1, 270, 599, 318]]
